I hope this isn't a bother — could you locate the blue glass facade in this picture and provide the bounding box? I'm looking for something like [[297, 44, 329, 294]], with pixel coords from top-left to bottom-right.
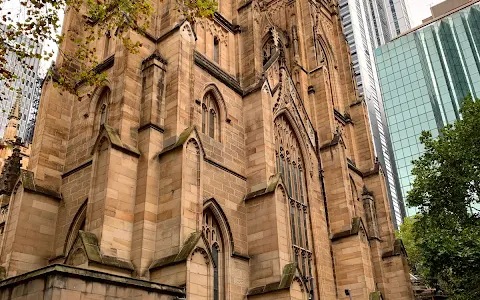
[[375, 3, 480, 216]]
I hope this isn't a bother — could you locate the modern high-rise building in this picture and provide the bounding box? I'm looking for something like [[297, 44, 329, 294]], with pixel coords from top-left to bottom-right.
[[339, 0, 410, 228], [375, 0, 480, 215], [24, 76, 44, 143], [0, 24, 43, 142], [386, 0, 411, 36]]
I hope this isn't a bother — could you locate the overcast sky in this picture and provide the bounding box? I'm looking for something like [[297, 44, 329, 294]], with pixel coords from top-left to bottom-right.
[[406, 0, 445, 27]]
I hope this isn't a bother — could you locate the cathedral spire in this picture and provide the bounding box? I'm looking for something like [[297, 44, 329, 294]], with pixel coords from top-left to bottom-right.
[[4, 93, 21, 142], [8, 93, 21, 121]]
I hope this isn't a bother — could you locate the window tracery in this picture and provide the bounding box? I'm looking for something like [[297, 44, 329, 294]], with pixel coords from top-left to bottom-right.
[[202, 209, 224, 300], [201, 92, 220, 141], [274, 115, 313, 286]]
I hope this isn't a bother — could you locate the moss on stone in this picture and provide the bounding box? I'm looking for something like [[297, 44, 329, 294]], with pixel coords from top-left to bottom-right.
[[278, 262, 296, 289], [158, 126, 197, 156], [369, 291, 382, 300], [247, 262, 297, 296], [71, 231, 134, 271], [0, 266, 5, 280], [91, 124, 140, 157], [149, 231, 202, 270], [19, 170, 61, 199], [330, 217, 367, 241], [245, 173, 282, 201]]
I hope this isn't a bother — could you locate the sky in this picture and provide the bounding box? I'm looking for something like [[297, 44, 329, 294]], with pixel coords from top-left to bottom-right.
[[406, 0, 445, 27]]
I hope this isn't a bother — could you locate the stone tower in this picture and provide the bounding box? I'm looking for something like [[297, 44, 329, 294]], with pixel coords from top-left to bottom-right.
[[0, 96, 30, 173], [3, 94, 21, 143], [0, 0, 413, 299]]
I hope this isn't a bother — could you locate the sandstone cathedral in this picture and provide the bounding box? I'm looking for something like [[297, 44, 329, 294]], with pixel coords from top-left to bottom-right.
[[0, 0, 413, 299]]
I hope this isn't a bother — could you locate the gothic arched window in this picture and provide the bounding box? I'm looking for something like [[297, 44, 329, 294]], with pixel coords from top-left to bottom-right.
[[202, 92, 220, 141], [274, 115, 313, 290], [202, 209, 224, 300], [95, 88, 110, 132]]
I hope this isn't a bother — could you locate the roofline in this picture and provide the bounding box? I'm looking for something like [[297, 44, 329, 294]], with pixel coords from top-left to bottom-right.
[[393, 0, 480, 40]]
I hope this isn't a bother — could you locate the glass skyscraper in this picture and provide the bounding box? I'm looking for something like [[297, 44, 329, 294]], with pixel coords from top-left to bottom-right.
[[339, 0, 410, 228], [0, 24, 43, 142], [375, 1, 480, 215]]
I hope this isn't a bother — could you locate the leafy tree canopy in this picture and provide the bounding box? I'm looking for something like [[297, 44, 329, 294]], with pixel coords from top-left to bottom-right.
[[407, 95, 480, 299], [0, 0, 217, 95], [395, 215, 421, 273]]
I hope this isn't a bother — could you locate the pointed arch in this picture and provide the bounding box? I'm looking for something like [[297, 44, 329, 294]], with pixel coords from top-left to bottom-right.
[[274, 113, 314, 290], [316, 35, 336, 67], [203, 198, 234, 254], [63, 199, 87, 256], [315, 35, 339, 108], [202, 198, 231, 300], [89, 85, 112, 136], [273, 109, 313, 174], [201, 86, 225, 141], [89, 84, 113, 116], [203, 84, 228, 123]]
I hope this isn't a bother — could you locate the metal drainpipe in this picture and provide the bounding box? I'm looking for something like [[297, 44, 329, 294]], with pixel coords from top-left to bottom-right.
[[315, 131, 339, 299]]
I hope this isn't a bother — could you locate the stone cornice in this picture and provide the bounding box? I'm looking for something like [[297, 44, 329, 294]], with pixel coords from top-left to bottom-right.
[[382, 239, 408, 258], [18, 170, 62, 200], [245, 174, 282, 201], [0, 264, 184, 296], [138, 123, 165, 134], [62, 160, 93, 179], [247, 263, 297, 296], [204, 158, 247, 181], [330, 217, 370, 241], [158, 127, 247, 181], [92, 124, 141, 158], [76, 55, 115, 88], [334, 109, 353, 125], [237, 0, 253, 12], [194, 51, 243, 95], [213, 12, 240, 33]]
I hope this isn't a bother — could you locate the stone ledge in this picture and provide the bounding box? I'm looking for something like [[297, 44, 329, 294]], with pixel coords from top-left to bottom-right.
[[247, 263, 296, 296], [68, 231, 135, 272], [245, 174, 281, 201], [76, 55, 115, 88], [19, 170, 62, 200], [158, 126, 247, 181], [149, 231, 202, 270], [0, 264, 185, 296], [138, 123, 165, 134], [330, 217, 366, 241], [382, 239, 408, 258], [194, 51, 243, 95], [62, 160, 93, 179], [213, 12, 240, 33], [92, 124, 140, 157], [334, 108, 354, 125]]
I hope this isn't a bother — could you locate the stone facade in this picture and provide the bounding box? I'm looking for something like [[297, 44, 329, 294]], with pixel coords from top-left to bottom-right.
[[0, 0, 413, 299]]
